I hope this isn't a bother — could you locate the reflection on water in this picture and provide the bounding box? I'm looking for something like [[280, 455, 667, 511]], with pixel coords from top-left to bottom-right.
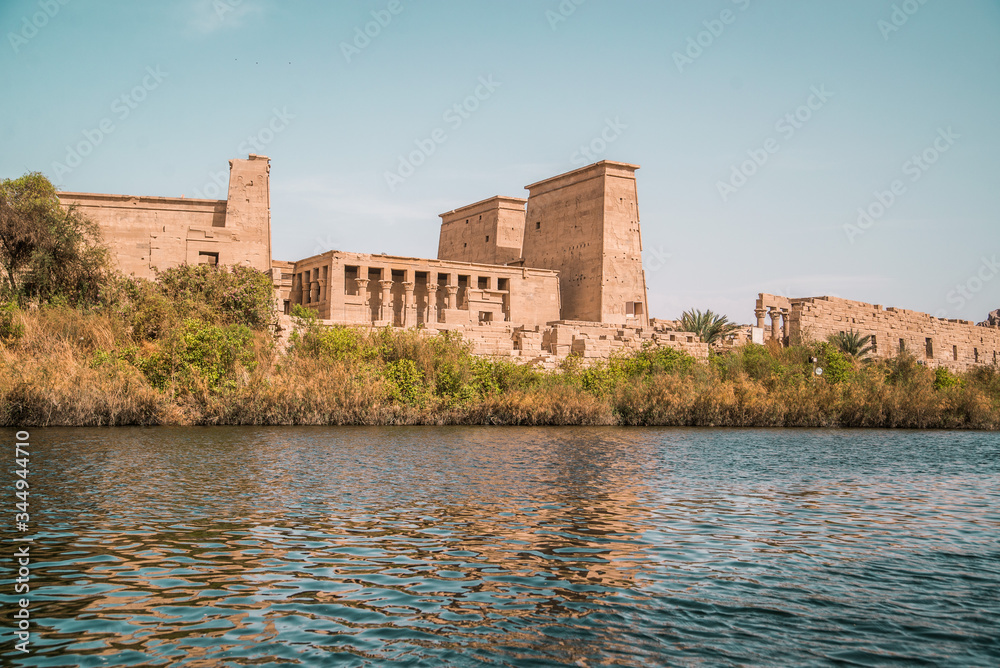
[[2, 427, 998, 666]]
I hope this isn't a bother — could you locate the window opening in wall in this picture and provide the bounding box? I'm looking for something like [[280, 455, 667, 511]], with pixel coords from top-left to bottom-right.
[[283, 300, 290, 315], [870, 335, 878, 354], [478, 276, 488, 290], [899, 338, 906, 353], [463, 243, 467, 248], [953, 345, 958, 361], [925, 338, 934, 359], [198, 251, 219, 266], [479, 311, 493, 324], [485, 236, 489, 242], [974, 348, 979, 363], [497, 278, 509, 292], [535, 221, 541, 230], [344, 266, 359, 295], [458, 275, 469, 307]]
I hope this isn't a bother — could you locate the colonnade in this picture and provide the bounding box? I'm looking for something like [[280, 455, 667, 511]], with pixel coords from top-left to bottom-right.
[[755, 306, 790, 343]]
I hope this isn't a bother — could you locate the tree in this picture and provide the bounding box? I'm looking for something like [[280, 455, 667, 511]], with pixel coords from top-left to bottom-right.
[[0, 172, 110, 305], [828, 329, 874, 359], [679, 308, 741, 345]]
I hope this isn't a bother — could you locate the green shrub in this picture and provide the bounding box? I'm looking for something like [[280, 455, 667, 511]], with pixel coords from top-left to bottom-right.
[[384, 358, 426, 405], [472, 357, 539, 396], [155, 264, 274, 330], [934, 366, 961, 391], [631, 344, 696, 376], [581, 361, 627, 396], [821, 345, 854, 384], [0, 301, 24, 343], [136, 319, 256, 394]]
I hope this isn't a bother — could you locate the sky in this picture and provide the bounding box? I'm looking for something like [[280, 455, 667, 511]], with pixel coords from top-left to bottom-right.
[[2, 0, 998, 324]]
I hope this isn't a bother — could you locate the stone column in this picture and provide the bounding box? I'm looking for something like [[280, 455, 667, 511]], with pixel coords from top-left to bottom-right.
[[379, 279, 393, 324], [291, 274, 303, 304], [317, 278, 328, 303], [426, 283, 439, 324], [781, 308, 790, 343], [355, 278, 369, 304], [445, 285, 458, 310], [755, 308, 766, 329], [309, 280, 320, 304], [402, 281, 415, 328], [769, 307, 781, 341]]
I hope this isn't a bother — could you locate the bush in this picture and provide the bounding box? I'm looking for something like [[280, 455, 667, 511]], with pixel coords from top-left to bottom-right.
[[384, 358, 426, 405], [821, 345, 854, 384], [1, 172, 112, 306], [934, 366, 961, 391], [137, 319, 256, 395], [0, 301, 24, 343], [154, 264, 274, 330]]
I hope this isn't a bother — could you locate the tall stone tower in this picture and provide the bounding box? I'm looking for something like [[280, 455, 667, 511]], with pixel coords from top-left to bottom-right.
[[437, 196, 526, 265], [521, 161, 648, 326], [223, 154, 272, 271]]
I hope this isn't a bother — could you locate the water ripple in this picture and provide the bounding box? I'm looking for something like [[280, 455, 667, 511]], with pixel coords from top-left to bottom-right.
[[1, 427, 998, 666]]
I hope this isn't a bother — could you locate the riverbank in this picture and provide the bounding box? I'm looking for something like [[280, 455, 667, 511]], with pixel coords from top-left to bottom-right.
[[1, 275, 997, 428]]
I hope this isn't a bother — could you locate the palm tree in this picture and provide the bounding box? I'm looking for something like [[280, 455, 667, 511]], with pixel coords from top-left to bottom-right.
[[679, 309, 741, 345], [828, 329, 874, 359]]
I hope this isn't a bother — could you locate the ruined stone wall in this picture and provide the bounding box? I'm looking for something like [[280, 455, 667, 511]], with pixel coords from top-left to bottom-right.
[[758, 294, 1000, 371], [57, 155, 272, 279], [437, 196, 525, 266], [521, 161, 648, 327]]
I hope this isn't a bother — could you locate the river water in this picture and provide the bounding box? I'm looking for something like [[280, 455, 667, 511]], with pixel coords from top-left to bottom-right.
[[2, 427, 998, 666]]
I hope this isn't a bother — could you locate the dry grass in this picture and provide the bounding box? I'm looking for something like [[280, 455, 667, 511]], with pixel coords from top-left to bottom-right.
[[1, 306, 998, 429]]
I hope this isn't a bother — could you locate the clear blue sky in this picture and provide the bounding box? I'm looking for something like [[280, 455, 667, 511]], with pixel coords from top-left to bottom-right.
[[2, 0, 998, 323]]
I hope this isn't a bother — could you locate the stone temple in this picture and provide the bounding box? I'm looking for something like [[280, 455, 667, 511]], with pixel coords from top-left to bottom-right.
[[58, 155, 1000, 370]]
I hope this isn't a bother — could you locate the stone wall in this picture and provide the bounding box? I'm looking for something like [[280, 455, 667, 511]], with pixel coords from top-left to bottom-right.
[[58, 155, 272, 279], [521, 161, 648, 327], [756, 293, 1000, 371], [437, 196, 526, 266]]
